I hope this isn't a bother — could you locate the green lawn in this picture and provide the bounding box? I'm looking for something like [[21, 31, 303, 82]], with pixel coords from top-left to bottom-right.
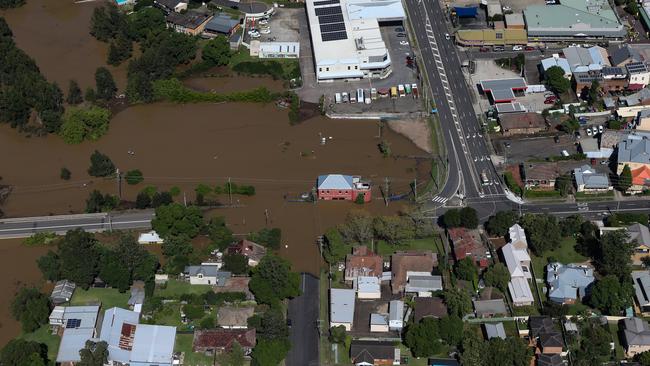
[[399, 344, 450, 366], [175, 334, 214, 366], [608, 322, 625, 361], [20, 325, 61, 361], [530, 237, 587, 280], [70, 287, 129, 310], [155, 279, 213, 298], [376, 236, 444, 258]]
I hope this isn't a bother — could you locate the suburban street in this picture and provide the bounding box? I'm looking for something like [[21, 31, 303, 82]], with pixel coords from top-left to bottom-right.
[[0, 210, 154, 239], [286, 273, 319, 366]]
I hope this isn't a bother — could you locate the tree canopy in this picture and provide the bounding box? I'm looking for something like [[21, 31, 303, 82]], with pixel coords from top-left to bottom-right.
[[249, 254, 300, 305], [202, 36, 232, 66], [617, 164, 633, 192], [223, 253, 249, 275], [483, 263, 510, 292], [78, 340, 109, 366], [0, 339, 48, 366], [338, 210, 374, 243], [60, 106, 111, 144], [10, 288, 50, 332], [520, 213, 561, 255], [404, 317, 443, 357], [598, 230, 634, 280], [589, 274, 633, 315], [455, 257, 478, 283], [66, 80, 83, 105], [152, 204, 204, 238], [485, 211, 517, 237], [545, 66, 570, 94], [95, 67, 117, 100], [88, 150, 115, 177], [443, 289, 472, 317]]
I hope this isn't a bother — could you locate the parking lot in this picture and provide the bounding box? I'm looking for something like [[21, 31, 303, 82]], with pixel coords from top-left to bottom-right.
[[493, 135, 579, 163], [350, 284, 401, 338], [244, 8, 300, 44]]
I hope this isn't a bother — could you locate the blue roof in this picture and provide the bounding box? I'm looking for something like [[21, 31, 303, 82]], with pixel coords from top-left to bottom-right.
[[130, 324, 176, 364], [100, 307, 140, 363], [317, 174, 354, 190], [546, 263, 595, 303], [56, 328, 94, 363]]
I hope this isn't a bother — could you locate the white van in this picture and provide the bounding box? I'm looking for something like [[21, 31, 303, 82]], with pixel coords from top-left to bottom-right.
[[357, 89, 364, 103], [335, 93, 342, 104]]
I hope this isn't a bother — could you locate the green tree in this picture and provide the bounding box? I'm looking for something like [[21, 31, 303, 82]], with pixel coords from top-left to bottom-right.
[[617, 164, 633, 192], [129, 7, 166, 40], [217, 341, 245, 366], [573, 319, 613, 366], [404, 318, 443, 357], [0, 339, 48, 366], [88, 150, 115, 177], [248, 228, 282, 249], [485, 211, 517, 236], [635, 350, 650, 366], [588, 80, 601, 106], [161, 234, 193, 258], [259, 308, 289, 340], [483, 263, 510, 292], [251, 338, 291, 366], [95, 67, 117, 100], [183, 304, 205, 320], [89, 3, 127, 42], [57, 229, 100, 288], [442, 208, 461, 228], [560, 119, 580, 134], [135, 191, 152, 209], [455, 257, 478, 283], [202, 36, 232, 66], [520, 213, 561, 255], [626, 0, 639, 15], [555, 174, 572, 196], [443, 288, 472, 317], [249, 255, 300, 305], [60, 167, 71, 180], [560, 214, 583, 237], [438, 315, 464, 347], [372, 215, 415, 246], [338, 209, 374, 243], [460, 332, 485, 366], [152, 191, 173, 207], [599, 230, 634, 280], [0, 0, 25, 8], [85, 87, 96, 103], [199, 316, 216, 329], [207, 216, 233, 250], [125, 169, 144, 185], [545, 66, 571, 94], [78, 340, 108, 366], [107, 33, 132, 66], [98, 250, 131, 292], [37, 251, 61, 282], [151, 203, 204, 238], [329, 325, 347, 344], [67, 80, 83, 105], [322, 227, 348, 265], [60, 106, 111, 144], [460, 207, 479, 228], [589, 275, 633, 314], [10, 288, 50, 332], [485, 337, 532, 366], [223, 253, 249, 275], [85, 190, 118, 213]]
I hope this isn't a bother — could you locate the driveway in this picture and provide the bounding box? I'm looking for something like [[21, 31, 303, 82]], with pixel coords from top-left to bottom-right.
[[286, 272, 319, 366]]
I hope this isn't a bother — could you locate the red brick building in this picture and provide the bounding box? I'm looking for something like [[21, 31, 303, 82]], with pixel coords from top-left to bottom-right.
[[317, 174, 371, 202]]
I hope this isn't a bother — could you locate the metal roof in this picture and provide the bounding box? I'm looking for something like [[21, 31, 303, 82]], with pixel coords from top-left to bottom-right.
[[130, 324, 177, 364], [618, 137, 650, 165], [370, 313, 388, 326], [546, 262, 595, 303], [405, 274, 442, 293], [100, 307, 141, 363], [574, 165, 610, 189], [480, 78, 527, 103], [317, 174, 354, 190], [51, 280, 76, 304], [495, 102, 527, 114], [633, 270, 650, 307], [389, 300, 403, 322], [524, 0, 624, 38], [356, 276, 380, 294], [330, 288, 355, 324], [541, 57, 571, 75], [56, 328, 95, 363], [205, 14, 239, 34], [484, 322, 506, 339]]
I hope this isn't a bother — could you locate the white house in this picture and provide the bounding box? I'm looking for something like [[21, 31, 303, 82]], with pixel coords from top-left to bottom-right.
[[355, 276, 381, 299], [388, 300, 404, 331], [627, 62, 650, 88], [370, 313, 389, 332], [138, 231, 164, 244], [502, 224, 534, 307], [184, 265, 231, 286], [330, 288, 355, 331]]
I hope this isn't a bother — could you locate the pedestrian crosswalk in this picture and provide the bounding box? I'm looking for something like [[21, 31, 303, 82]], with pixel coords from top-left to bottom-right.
[[431, 196, 448, 204]]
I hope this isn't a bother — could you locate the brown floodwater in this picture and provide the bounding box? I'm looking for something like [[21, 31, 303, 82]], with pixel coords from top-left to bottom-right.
[[0, 0, 129, 91], [182, 75, 286, 94]]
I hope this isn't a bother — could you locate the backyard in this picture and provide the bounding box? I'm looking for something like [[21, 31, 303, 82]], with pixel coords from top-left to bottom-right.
[[530, 237, 588, 281], [20, 325, 61, 361], [70, 287, 130, 310], [175, 333, 215, 366], [375, 236, 445, 258], [155, 279, 213, 298]]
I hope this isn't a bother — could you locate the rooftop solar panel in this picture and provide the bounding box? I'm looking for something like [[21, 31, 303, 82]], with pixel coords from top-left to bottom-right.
[[314, 0, 340, 6], [319, 22, 345, 33], [318, 13, 344, 24], [315, 6, 342, 16], [322, 31, 348, 42], [66, 318, 81, 329]]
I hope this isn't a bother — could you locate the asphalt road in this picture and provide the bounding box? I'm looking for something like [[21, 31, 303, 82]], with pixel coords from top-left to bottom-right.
[[286, 273, 319, 366], [0, 210, 154, 239], [405, 0, 504, 209]]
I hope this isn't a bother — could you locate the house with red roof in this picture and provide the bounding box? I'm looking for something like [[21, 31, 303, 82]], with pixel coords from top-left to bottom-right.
[[193, 329, 256, 355], [447, 227, 490, 268], [317, 174, 371, 202], [632, 165, 650, 192], [344, 246, 383, 282]]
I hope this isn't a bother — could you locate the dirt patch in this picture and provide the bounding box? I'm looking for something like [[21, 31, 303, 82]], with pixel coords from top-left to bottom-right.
[[387, 119, 432, 154]]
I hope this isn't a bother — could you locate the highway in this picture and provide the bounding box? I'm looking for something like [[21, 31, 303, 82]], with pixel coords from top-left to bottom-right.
[[405, 0, 504, 209], [0, 210, 154, 239]]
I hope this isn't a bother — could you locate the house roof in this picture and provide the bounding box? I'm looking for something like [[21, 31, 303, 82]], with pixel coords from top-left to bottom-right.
[[484, 322, 506, 339], [618, 137, 650, 165], [524, 162, 559, 181], [128, 281, 146, 306], [563, 46, 609, 73], [228, 239, 266, 263], [51, 280, 76, 304], [205, 13, 239, 34], [546, 263, 595, 302], [330, 288, 355, 324], [414, 297, 448, 321], [541, 57, 572, 75], [609, 44, 633, 65], [508, 276, 534, 304], [632, 165, 650, 187], [350, 340, 395, 363], [623, 87, 650, 106], [540, 331, 564, 349], [537, 353, 564, 366], [574, 165, 610, 189], [632, 271, 650, 307], [499, 112, 546, 131], [99, 307, 141, 363], [346, 246, 383, 279], [356, 276, 380, 293], [57, 328, 95, 363], [217, 306, 255, 328], [185, 265, 231, 282], [370, 313, 388, 326], [529, 316, 556, 337], [473, 299, 507, 317], [479, 78, 527, 102], [629, 223, 650, 247], [156, 0, 187, 10], [317, 174, 354, 190], [130, 324, 176, 364], [508, 224, 528, 247], [627, 61, 649, 74], [624, 317, 650, 346], [389, 300, 404, 322], [405, 273, 443, 293], [138, 230, 163, 244], [193, 328, 256, 350], [502, 243, 530, 277], [448, 227, 487, 263], [391, 251, 437, 293], [579, 139, 599, 154], [166, 11, 211, 29]]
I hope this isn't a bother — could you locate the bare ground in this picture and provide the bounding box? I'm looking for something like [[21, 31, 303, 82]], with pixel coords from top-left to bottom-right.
[[387, 118, 432, 154]]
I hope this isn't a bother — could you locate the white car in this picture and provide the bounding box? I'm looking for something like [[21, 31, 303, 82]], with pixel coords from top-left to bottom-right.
[[400, 41, 409, 46], [598, 125, 604, 133], [586, 127, 593, 136], [247, 28, 259, 35], [512, 45, 523, 51], [259, 19, 268, 25], [250, 32, 261, 38], [445, 33, 450, 40]]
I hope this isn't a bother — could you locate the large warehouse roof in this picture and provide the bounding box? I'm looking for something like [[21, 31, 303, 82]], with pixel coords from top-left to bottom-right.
[[524, 0, 625, 38]]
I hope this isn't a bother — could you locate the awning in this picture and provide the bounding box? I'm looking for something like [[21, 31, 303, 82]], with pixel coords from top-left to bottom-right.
[[628, 84, 645, 91]]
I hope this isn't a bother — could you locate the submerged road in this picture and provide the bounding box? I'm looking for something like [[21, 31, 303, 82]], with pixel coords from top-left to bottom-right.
[[0, 210, 154, 239]]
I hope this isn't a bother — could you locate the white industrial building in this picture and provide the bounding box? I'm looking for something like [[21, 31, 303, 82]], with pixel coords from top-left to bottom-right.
[[305, 0, 405, 81]]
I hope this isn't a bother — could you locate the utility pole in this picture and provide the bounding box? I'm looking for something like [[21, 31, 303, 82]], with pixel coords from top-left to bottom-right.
[[116, 168, 122, 199], [384, 177, 390, 207], [413, 177, 417, 200], [228, 177, 233, 206], [264, 209, 269, 226], [183, 192, 187, 207]]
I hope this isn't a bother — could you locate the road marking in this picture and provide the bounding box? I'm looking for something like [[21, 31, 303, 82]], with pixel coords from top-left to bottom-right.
[[431, 196, 448, 204]]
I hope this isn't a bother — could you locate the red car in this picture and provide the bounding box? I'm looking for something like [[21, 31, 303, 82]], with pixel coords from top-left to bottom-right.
[[544, 99, 556, 104], [524, 46, 535, 51], [479, 46, 490, 52]]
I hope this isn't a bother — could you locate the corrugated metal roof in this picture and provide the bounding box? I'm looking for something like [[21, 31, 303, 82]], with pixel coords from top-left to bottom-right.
[[130, 324, 176, 364], [330, 289, 355, 324], [318, 174, 354, 190]]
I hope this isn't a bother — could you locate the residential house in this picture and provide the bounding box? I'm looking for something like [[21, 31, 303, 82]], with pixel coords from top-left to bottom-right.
[[350, 340, 399, 366], [563, 46, 609, 73], [50, 280, 76, 305], [541, 55, 572, 79], [609, 44, 642, 67], [404, 271, 443, 297], [52, 305, 100, 365], [498, 113, 547, 136], [138, 230, 164, 244], [623, 317, 650, 357], [505, 13, 525, 29], [484, 322, 506, 339], [502, 224, 534, 306], [192, 328, 256, 355], [217, 306, 255, 329], [345, 246, 383, 282], [638, 109, 650, 132], [629, 223, 650, 264], [370, 314, 389, 332], [203, 13, 240, 37], [317, 174, 372, 202], [536, 354, 564, 366], [414, 297, 448, 322], [617, 137, 650, 192], [128, 281, 146, 313], [574, 70, 604, 92], [448, 227, 490, 268], [623, 88, 650, 106], [356, 276, 381, 299], [602, 66, 628, 92], [388, 300, 404, 331], [227, 239, 266, 267], [632, 271, 650, 314], [546, 263, 595, 304], [573, 165, 612, 193], [330, 288, 355, 331], [390, 251, 437, 294], [473, 299, 507, 318], [529, 316, 564, 354], [154, 0, 188, 14], [579, 138, 602, 159], [100, 307, 177, 366], [166, 12, 212, 36], [627, 62, 650, 89], [522, 162, 559, 190], [184, 265, 231, 285]]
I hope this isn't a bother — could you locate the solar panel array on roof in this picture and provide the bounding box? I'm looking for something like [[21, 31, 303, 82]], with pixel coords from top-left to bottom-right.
[[627, 62, 648, 73], [320, 22, 345, 33], [322, 31, 348, 41], [66, 318, 82, 329], [314, 0, 339, 6], [315, 6, 342, 16], [318, 13, 344, 24]]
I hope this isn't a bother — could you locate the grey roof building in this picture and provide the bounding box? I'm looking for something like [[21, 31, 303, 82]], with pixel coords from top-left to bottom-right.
[[350, 341, 397, 365], [484, 322, 506, 339], [473, 299, 508, 318], [204, 13, 240, 35], [573, 165, 611, 192], [405, 273, 443, 295], [623, 317, 650, 356], [128, 280, 146, 307], [633, 271, 650, 312], [389, 300, 404, 330], [622, 88, 650, 106], [330, 288, 355, 329], [546, 263, 595, 304], [53, 305, 101, 364], [563, 46, 609, 73], [523, 0, 625, 40], [184, 265, 231, 286], [537, 354, 564, 366], [617, 137, 650, 166], [51, 279, 76, 305]]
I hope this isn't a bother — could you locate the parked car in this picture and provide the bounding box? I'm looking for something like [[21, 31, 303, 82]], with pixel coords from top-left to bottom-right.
[[396, 33, 407, 38], [586, 127, 593, 136], [445, 33, 451, 40], [260, 28, 271, 34], [395, 27, 405, 32], [544, 98, 555, 104], [479, 46, 490, 52], [524, 46, 535, 51], [512, 45, 523, 51], [575, 131, 581, 139], [341, 92, 349, 103], [335, 93, 341, 104], [493, 46, 504, 52], [598, 125, 604, 133]]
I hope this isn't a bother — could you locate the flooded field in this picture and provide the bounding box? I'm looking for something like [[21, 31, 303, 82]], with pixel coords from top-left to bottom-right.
[[0, 0, 128, 90]]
